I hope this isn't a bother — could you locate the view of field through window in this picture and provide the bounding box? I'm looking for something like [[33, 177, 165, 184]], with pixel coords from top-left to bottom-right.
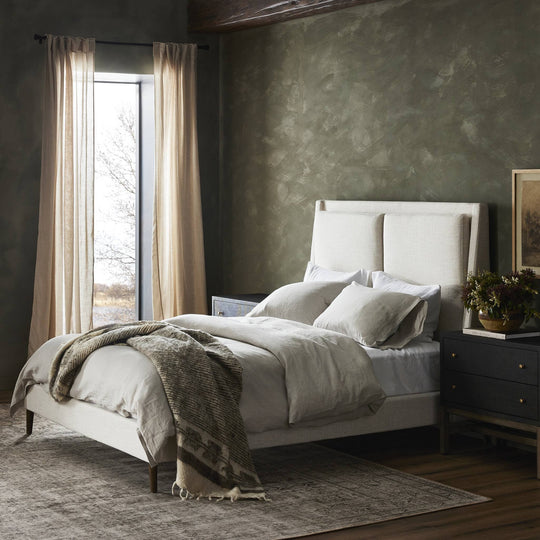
[[93, 81, 138, 327]]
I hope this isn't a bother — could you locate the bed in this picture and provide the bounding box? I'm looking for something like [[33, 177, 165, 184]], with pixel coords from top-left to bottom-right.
[[11, 200, 489, 493]]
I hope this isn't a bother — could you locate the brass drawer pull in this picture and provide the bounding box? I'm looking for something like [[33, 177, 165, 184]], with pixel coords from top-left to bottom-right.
[[451, 353, 458, 359], [519, 363, 526, 369], [519, 398, 526, 404]]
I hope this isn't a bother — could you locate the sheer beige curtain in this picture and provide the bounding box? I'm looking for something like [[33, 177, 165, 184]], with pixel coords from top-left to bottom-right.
[[29, 35, 95, 355], [152, 42, 207, 318]]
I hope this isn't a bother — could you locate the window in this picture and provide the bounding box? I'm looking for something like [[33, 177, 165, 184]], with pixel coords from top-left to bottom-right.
[[93, 74, 154, 327]]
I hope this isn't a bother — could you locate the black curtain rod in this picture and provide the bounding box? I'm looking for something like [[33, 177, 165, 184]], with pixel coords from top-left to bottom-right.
[[34, 34, 209, 51]]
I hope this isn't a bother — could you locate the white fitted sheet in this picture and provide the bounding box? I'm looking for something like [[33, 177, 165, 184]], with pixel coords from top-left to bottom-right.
[[364, 339, 440, 397]]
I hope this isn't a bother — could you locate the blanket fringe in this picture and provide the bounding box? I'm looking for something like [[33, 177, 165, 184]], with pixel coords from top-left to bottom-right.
[[172, 482, 190, 500], [172, 481, 268, 502]]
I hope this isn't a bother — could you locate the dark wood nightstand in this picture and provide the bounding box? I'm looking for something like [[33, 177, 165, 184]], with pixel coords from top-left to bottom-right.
[[211, 294, 267, 317], [440, 330, 540, 478]]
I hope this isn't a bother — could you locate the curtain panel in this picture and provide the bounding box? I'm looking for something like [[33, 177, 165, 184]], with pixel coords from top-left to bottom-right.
[[152, 42, 207, 319], [28, 35, 95, 355]]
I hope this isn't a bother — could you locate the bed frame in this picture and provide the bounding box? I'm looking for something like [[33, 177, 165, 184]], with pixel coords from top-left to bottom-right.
[[24, 200, 489, 492]]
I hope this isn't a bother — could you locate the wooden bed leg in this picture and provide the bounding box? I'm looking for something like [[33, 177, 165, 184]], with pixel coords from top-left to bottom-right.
[[149, 465, 158, 493], [26, 409, 34, 436]]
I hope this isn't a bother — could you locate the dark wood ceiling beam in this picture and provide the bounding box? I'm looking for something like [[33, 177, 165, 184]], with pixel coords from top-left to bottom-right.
[[188, 0, 384, 33]]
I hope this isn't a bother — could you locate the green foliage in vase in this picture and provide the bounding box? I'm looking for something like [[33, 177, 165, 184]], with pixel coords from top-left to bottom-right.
[[462, 269, 540, 322]]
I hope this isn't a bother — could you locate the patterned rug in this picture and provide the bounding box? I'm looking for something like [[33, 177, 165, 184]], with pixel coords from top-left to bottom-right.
[[0, 405, 489, 539]]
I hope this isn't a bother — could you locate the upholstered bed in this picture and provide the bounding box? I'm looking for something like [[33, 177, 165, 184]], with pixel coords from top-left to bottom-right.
[[11, 200, 489, 492]]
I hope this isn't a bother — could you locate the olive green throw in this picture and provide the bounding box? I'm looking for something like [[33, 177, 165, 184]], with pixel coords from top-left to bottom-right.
[[49, 321, 266, 501]]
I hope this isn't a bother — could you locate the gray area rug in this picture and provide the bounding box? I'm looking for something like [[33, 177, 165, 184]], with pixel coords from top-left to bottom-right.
[[1, 405, 489, 539]]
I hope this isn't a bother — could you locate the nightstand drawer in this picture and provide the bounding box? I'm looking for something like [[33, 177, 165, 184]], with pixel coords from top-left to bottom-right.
[[443, 338, 538, 384], [443, 371, 538, 420], [212, 299, 255, 317]]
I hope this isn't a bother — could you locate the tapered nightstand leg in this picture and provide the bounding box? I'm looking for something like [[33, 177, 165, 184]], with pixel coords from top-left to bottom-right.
[[26, 409, 34, 436], [439, 406, 449, 454]]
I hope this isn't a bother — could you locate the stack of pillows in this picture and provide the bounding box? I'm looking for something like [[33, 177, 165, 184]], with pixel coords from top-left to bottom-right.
[[246, 262, 441, 350]]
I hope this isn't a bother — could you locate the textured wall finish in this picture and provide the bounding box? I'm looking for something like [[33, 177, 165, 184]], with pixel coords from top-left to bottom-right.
[[221, 0, 540, 294], [0, 0, 220, 390]]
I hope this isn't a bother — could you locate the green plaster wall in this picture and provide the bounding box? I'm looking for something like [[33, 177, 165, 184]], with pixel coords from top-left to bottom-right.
[[0, 0, 220, 390], [221, 0, 540, 294]]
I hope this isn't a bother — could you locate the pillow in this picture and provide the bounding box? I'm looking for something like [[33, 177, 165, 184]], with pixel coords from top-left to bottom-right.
[[371, 271, 441, 341], [303, 261, 371, 286], [313, 282, 428, 349], [246, 281, 347, 325]]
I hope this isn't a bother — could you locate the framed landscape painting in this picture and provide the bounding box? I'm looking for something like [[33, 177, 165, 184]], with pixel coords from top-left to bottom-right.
[[513, 169, 540, 275]]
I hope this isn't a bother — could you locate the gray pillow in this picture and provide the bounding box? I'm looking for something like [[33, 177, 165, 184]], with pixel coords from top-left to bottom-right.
[[371, 271, 441, 341], [246, 281, 347, 325], [313, 282, 427, 349]]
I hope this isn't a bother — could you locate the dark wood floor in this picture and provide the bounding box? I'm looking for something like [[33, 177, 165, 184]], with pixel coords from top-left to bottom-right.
[[2, 389, 539, 538], [308, 428, 540, 539]]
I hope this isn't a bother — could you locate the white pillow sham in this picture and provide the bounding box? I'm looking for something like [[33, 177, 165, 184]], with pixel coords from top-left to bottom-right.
[[371, 271, 441, 341], [303, 261, 371, 286], [313, 282, 428, 349], [246, 281, 347, 325]]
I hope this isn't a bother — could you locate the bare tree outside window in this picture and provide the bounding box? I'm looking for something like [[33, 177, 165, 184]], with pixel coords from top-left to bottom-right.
[[93, 82, 138, 327]]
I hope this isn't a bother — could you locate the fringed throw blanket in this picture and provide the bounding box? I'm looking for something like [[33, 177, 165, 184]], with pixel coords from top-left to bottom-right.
[[49, 321, 266, 501]]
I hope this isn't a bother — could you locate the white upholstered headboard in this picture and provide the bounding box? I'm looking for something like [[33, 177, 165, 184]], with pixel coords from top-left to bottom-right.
[[309, 200, 489, 333]]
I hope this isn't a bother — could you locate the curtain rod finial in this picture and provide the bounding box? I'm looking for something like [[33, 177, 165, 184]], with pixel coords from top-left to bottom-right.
[[34, 34, 46, 44]]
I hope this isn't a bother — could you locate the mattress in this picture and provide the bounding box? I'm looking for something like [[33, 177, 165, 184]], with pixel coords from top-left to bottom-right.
[[12, 320, 437, 464], [364, 339, 440, 397]]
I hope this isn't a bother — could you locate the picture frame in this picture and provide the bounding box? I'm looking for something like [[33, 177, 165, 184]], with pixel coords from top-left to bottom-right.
[[512, 169, 540, 275]]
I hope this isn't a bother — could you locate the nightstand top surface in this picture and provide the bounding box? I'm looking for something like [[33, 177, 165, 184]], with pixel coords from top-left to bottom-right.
[[442, 330, 540, 349], [212, 293, 268, 303]]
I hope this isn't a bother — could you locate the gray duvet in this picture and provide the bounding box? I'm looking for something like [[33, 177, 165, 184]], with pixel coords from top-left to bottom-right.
[[11, 316, 385, 464]]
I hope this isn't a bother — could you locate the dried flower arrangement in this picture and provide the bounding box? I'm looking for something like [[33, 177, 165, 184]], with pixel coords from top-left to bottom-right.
[[462, 269, 540, 331]]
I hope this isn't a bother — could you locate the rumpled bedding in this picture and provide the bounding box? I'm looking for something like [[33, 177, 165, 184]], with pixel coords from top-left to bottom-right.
[[11, 316, 385, 463]]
